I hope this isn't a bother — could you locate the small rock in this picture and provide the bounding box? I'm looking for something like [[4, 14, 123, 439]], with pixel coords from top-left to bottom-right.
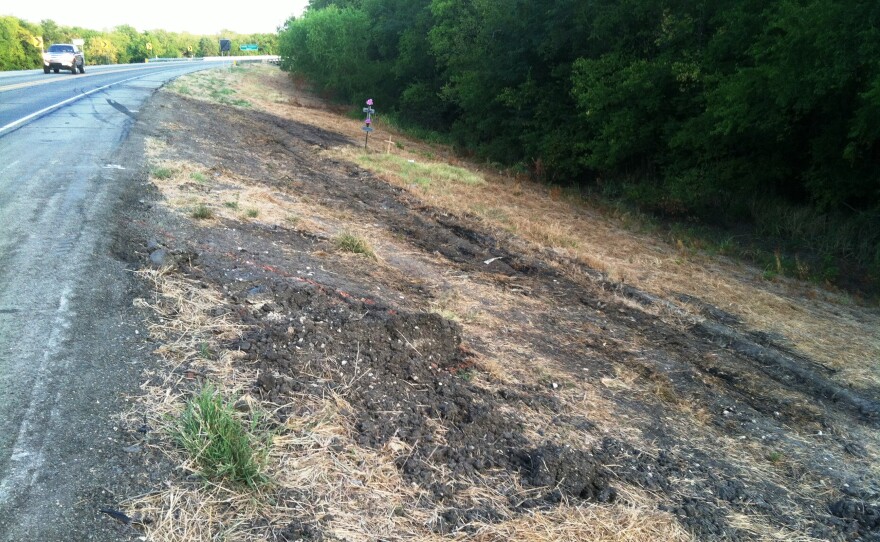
[[146, 239, 161, 251], [149, 248, 169, 267], [122, 444, 141, 453]]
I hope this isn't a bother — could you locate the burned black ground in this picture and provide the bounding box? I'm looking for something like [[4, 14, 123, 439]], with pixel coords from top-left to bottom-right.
[[121, 90, 880, 541]]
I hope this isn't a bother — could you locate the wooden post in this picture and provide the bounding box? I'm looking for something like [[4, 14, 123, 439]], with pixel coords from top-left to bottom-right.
[[385, 138, 394, 154]]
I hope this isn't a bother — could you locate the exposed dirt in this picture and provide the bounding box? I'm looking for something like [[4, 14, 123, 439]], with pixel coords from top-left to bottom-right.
[[120, 70, 880, 541]]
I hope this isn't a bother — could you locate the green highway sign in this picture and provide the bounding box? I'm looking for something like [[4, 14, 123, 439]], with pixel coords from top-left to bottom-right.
[[239, 44, 258, 51]]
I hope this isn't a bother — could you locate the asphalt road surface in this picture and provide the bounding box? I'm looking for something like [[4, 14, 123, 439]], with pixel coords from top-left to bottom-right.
[[0, 61, 225, 541]]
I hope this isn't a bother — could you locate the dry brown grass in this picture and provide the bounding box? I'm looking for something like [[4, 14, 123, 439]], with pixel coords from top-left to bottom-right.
[[126, 270, 686, 540], [130, 192, 687, 542], [130, 65, 878, 541], [145, 154, 326, 233], [308, 124, 879, 393]]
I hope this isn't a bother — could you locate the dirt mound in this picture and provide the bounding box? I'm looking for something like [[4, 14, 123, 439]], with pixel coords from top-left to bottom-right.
[[514, 444, 614, 502], [232, 277, 619, 512]]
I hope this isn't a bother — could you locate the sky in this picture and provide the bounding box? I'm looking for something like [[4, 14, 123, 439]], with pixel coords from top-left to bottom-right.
[[4, 0, 310, 35]]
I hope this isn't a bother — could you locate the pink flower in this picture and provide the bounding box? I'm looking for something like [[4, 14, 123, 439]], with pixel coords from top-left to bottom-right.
[[366, 99, 374, 106], [365, 118, 371, 124]]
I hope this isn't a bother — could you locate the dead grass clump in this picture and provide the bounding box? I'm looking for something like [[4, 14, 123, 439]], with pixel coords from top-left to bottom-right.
[[467, 502, 692, 542], [133, 268, 246, 368]]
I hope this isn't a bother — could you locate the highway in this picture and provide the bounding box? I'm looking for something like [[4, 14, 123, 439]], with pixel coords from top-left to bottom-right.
[[0, 61, 230, 134], [0, 60, 226, 541]]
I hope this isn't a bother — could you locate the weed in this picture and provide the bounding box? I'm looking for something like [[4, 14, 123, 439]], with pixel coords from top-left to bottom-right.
[[457, 369, 475, 381], [334, 233, 375, 259], [174, 384, 268, 488], [766, 451, 784, 464], [190, 171, 207, 183], [212, 88, 235, 97], [224, 201, 240, 210], [285, 214, 300, 226], [245, 208, 259, 218], [192, 204, 214, 220], [152, 166, 174, 180]]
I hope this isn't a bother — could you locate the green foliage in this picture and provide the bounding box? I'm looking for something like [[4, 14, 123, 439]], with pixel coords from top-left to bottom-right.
[[174, 385, 268, 488], [0, 16, 279, 69], [0, 16, 42, 70], [278, 6, 377, 100]]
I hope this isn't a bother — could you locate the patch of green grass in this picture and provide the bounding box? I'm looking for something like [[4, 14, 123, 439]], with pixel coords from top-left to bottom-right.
[[334, 232, 375, 259], [227, 98, 252, 107], [152, 166, 174, 180], [192, 203, 214, 219], [175, 84, 191, 95], [473, 204, 511, 223], [766, 451, 784, 464], [174, 384, 268, 488], [224, 201, 240, 210], [357, 154, 484, 189], [245, 208, 259, 218], [190, 171, 207, 183], [212, 87, 235, 97]]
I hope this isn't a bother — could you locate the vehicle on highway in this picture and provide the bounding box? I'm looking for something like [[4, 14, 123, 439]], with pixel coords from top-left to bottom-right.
[[43, 44, 84, 74]]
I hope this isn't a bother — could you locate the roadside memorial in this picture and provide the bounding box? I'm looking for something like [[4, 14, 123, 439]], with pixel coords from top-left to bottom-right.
[[362, 98, 374, 149]]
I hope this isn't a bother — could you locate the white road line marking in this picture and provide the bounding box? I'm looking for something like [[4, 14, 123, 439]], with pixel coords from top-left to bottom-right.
[[0, 73, 149, 135], [0, 63, 183, 93]]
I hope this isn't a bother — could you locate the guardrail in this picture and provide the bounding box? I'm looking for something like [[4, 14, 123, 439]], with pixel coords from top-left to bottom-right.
[[147, 55, 280, 64]]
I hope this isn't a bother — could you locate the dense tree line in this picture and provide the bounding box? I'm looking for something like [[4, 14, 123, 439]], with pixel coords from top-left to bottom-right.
[[279, 0, 880, 282], [0, 15, 278, 69]]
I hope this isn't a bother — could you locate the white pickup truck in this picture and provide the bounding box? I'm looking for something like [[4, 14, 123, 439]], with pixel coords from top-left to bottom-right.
[[43, 44, 85, 74]]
